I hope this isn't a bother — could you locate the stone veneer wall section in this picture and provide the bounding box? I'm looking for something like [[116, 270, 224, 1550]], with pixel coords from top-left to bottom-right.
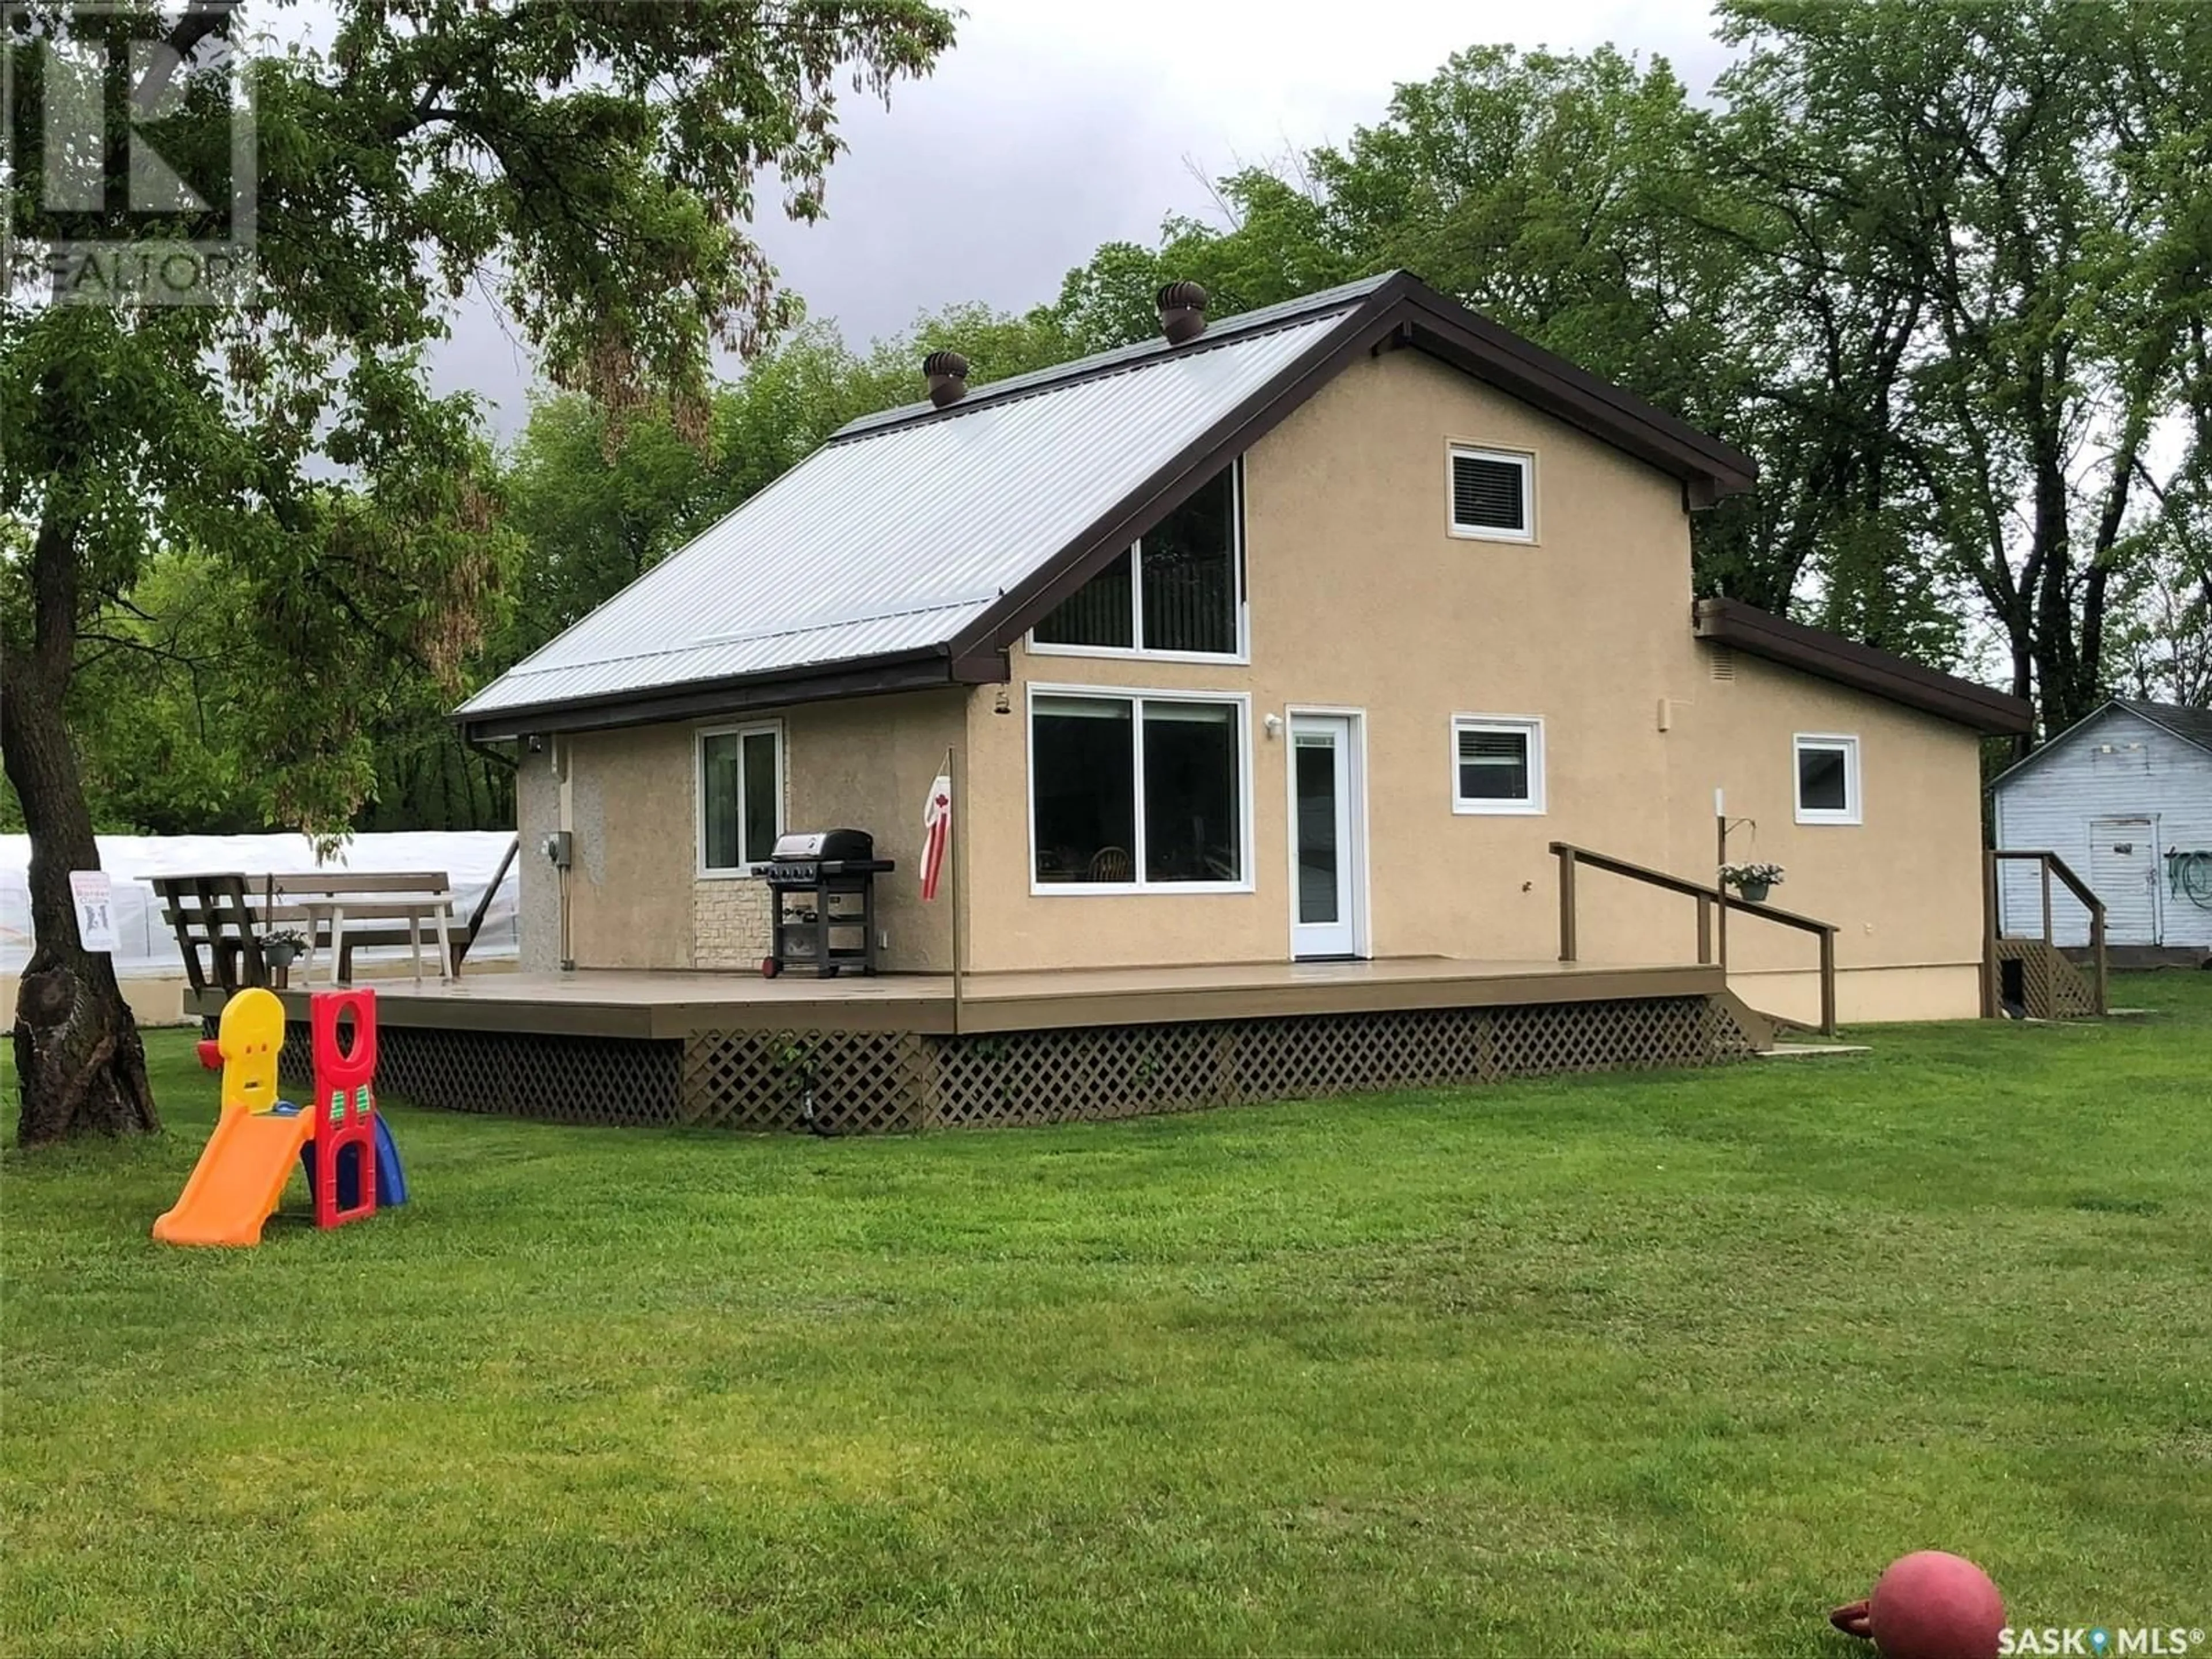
[[694, 877, 772, 968]]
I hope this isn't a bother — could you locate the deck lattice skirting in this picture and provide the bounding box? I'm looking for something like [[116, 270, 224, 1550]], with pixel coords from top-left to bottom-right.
[[1991, 937, 2101, 1020], [264, 994, 1760, 1133]]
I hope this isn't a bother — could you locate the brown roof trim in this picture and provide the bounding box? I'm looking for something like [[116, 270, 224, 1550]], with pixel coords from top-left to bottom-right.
[[1694, 597, 2032, 736], [1389, 279, 1758, 497], [953, 278, 1759, 660], [454, 646, 1002, 742], [949, 289, 1416, 660]]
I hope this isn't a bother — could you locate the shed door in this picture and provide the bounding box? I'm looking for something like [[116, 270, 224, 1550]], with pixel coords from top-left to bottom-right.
[[2089, 816, 2159, 945]]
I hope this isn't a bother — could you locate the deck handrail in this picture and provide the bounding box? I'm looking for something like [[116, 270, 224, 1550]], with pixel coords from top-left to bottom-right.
[[1548, 840, 1839, 1036], [1984, 849, 2108, 1016]]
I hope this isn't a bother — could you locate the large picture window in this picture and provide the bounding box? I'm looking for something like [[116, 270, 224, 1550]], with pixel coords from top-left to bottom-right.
[[1032, 464, 1243, 660], [699, 723, 783, 872], [1030, 690, 1249, 890]]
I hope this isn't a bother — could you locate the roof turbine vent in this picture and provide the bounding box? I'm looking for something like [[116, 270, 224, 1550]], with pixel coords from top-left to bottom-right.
[[923, 349, 970, 409], [1157, 281, 1209, 346]]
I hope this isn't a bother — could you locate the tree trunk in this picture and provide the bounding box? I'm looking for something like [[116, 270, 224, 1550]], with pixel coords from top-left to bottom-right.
[[1, 585, 160, 1147]]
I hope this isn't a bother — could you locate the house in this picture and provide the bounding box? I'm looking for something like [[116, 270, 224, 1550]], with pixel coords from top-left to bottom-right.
[[1991, 699, 2212, 957], [425, 272, 2032, 1128]]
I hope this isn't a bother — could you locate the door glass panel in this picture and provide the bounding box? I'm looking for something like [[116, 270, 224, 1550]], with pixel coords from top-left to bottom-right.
[[1295, 733, 1338, 923]]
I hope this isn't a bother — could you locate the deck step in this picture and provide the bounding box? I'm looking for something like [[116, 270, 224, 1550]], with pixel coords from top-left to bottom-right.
[[1756, 1043, 1871, 1060]]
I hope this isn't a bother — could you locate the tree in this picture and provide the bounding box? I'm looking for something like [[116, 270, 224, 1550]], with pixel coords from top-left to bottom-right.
[[1714, 0, 2212, 735], [502, 302, 1086, 661], [1, 0, 953, 1144]]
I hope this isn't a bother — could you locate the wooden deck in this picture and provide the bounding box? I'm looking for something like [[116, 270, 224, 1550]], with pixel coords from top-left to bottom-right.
[[186, 956, 1724, 1039]]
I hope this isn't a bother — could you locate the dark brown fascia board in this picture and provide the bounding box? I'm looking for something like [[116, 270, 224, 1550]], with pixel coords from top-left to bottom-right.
[[454, 646, 1009, 743], [1695, 597, 2033, 736], [1388, 280, 1759, 497]]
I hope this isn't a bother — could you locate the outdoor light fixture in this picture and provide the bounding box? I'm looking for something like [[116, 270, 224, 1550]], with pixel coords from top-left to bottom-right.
[[1264, 713, 1284, 738]]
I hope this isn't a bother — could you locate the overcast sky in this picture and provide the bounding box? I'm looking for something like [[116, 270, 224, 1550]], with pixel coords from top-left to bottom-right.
[[436, 1, 1737, 440]]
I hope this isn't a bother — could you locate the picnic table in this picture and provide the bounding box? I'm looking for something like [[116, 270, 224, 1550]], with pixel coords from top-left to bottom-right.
[[150, 839, 518, 995]]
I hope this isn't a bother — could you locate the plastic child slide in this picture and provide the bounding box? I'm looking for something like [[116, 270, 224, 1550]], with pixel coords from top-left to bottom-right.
[[153, 988, 308, 1247], [152, 984, 407, 1247]]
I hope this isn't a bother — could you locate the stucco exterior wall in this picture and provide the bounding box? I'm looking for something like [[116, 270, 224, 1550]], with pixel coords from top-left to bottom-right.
[[514, 747, 562, 972], [559, 723, 696, 969], [959, 347, 1987, 1018], [782, 690, 963, 972], [522, 690, 966, 975]]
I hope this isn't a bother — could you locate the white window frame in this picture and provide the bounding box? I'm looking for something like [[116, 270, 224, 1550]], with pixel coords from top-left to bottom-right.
[[1446, 444, 1537, 544], [1026, 460, 1249, 665], [1793, 733, 1862, 825], [1450, 714, 1547, 816], [695, 719, 786, 877], [1025, 683, 1255, 896]]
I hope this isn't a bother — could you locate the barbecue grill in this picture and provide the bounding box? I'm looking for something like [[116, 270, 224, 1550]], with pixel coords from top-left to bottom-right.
[[762, 829, 895, 978]]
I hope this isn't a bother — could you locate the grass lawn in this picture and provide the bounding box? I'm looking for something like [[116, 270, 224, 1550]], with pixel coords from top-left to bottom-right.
[[5, 976, 2210, 1656]]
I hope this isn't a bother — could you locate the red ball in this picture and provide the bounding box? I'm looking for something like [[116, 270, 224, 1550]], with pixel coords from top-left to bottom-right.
[[1868, 1551, 2006, 1659]]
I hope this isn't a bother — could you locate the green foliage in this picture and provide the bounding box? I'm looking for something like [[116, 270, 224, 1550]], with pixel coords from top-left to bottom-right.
[[2, 0, 955, 849], [500, 305, 1088, 661], [5, 974, 2210, 1652]]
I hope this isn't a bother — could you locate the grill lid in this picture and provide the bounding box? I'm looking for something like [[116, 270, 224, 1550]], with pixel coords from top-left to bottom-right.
[[771, 828, 876, 863]]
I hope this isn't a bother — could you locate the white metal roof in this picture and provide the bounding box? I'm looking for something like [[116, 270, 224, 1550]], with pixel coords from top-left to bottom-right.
[[459, 285, 1381, 723]]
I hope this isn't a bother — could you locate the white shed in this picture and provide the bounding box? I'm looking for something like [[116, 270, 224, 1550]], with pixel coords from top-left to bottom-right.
[[1991, 699, 2212, 950]]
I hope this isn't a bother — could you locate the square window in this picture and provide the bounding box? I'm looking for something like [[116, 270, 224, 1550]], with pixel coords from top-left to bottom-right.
[[1452, 717, 1545, 814], [699, 724, 783, 871], [1794, 734, 1861, 824], [1449, 447, 1535, 541]]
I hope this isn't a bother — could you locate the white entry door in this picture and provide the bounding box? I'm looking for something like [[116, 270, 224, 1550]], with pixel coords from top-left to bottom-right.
[[1290, 713, 1364, 959], [2089, 816, 2160, 944]]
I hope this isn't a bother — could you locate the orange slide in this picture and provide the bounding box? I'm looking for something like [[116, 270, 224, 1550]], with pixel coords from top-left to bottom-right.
[[153, 988, 313, 1248]]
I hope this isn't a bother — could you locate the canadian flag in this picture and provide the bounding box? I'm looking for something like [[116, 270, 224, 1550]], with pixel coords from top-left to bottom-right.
[[919, 770, 952, 902]]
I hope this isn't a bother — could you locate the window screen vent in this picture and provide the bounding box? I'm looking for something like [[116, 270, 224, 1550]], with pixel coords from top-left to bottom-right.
[[1451, 451, 1529, 536], [1708, 646, 1736, 681]]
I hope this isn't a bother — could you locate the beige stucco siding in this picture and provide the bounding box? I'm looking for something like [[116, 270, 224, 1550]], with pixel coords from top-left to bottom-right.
[[965, 347, 1696, 972], [559, 723, 697, 969], [1665, 650, 1986, 1020], [781, 690, 963, 972], [528, 690, 963, 974], [961, 346, 1987, 1017]]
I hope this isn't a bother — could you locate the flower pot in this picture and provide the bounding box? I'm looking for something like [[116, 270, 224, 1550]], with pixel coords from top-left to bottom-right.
[[1733, 880, 1771, 904]]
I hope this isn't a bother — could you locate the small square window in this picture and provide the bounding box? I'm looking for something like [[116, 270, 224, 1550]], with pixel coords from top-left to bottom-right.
[[1449, 447, 1534, 541], [1794, 734, 1860, 825], [1452, 716, 1546, 814]]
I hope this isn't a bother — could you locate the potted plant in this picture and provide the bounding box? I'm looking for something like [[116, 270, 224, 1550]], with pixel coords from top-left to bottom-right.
[[1719, 862, 1786, 905], [259, 927, 308, 986]]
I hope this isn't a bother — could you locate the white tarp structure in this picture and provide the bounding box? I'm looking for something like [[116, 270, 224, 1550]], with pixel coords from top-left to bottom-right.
[[0, 831, 520, 975]]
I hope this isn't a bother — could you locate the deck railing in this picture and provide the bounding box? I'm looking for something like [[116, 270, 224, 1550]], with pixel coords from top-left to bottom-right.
[[1548, 840, 1840, 1037], [1984, 849, 2107, 1017]]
